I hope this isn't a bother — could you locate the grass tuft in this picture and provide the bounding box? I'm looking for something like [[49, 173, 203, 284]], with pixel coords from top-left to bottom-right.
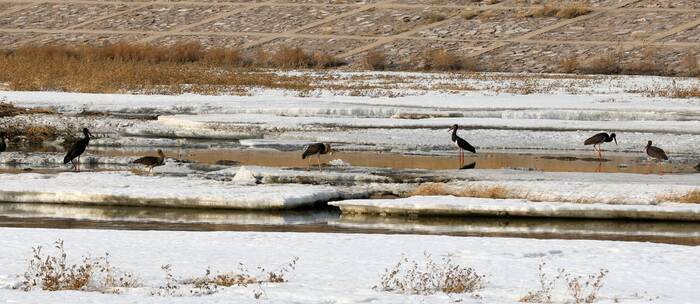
[[520, 262, 608, 304], [374, 253, 486, 296], [19, 239, 140, 293], [519, 2, 591, 19]]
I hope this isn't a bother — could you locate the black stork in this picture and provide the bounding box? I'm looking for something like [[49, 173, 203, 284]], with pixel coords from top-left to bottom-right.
[[645, 140, 669, 174], [448, 124, 476, 166], [584, 132, 616, 159], [63, 128, 93, 172], [0, 132, 6, 154], [302, 142, 333, 171], [133, 149, 166, 175]]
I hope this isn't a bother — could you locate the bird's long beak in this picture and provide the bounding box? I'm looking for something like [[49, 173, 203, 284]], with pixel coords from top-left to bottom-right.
[[613, 137, 617, 145], [89, 131, 94, 139], [447, 126, 453, 133]]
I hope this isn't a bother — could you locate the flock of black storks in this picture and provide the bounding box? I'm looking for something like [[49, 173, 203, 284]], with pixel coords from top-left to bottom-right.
[[0, 125, 693, 173]]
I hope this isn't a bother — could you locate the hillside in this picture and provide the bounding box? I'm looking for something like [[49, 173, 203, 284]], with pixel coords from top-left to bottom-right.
[[0, 0, 699, 75]]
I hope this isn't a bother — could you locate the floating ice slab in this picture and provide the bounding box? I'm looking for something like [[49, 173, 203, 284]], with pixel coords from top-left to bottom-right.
[[332, 196, 700, 221], [0, 172, 341, 209]]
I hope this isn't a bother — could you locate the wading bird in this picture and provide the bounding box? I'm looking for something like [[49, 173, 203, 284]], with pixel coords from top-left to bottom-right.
[[645, 140, 669, 174], [448, 124, 476, 166], [584, 132, 616, 159], [63, 128, 93, 172], [302, 142, 333, 171], [0, 132, 6, 154], [133, 149, 166, 175]]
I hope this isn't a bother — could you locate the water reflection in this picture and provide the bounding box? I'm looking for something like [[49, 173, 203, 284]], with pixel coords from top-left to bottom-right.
[[1, 203, 699, 245]]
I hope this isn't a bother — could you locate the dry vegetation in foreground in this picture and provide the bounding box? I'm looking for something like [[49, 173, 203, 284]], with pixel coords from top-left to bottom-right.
[[410, 182, 513, 199], [20, 240, 140, 293], [154, 257, 298, 298], [518, 2, 591, 19], [374, 253, 486, 297], [519, 262, 608, 304], [18, 239, 297, 299], [657, 190, 700, 204]]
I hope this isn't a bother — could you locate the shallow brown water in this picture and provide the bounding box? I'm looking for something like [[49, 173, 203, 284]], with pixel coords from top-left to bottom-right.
[[94, 148, 698, 174]]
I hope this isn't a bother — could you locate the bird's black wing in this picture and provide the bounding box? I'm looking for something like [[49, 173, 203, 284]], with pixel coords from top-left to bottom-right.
[[302, 143, 323, 159], [584, 133, 606, 145], [648, 146, 669, 160], [63, 138, 88, 164], [134, 156, 160, 166], [457, 137, 476, 153]]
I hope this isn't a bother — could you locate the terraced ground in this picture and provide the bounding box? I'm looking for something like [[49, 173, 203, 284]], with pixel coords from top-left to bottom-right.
[[1, 0, 699, 74]]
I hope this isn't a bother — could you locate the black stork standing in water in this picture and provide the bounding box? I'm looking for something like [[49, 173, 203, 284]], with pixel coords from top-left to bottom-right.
[[133, 149, 166, 175], [0, 132, 6, 154], [448, 124, 476, 167], [645, 140, 669, 174], [584, 132, 616, 159], [63, 128, 93, 172], [302, 143, 333, 171]]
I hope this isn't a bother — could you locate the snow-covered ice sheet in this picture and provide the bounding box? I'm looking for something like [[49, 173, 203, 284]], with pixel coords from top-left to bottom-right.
[[0, 228, 698, 303], [0, 172, 341, 209], [332, 196, 700, 221]]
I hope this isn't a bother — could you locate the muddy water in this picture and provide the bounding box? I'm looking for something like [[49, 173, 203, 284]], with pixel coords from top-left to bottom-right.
[[0, 203, 698, 245], [93, 147, 699, 174]]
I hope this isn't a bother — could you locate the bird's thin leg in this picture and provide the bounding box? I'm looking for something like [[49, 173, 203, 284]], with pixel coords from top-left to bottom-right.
[[595, 162, 602, 173], [317, 155, 322, 172], [77, 156, 81, 172], [148, 167, 153, 176], [460, 149, 464, 166], [70, 159, 76, 171]]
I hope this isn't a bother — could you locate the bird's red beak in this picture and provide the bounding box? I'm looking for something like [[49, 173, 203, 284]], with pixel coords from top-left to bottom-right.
[[447, 126, 453, 133]]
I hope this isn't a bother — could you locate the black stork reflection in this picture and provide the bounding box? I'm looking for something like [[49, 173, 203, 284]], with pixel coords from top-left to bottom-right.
[[302, 142, 333, 171], [63, 128, 93, 172], [0, 132, 6, 154], [645, 140, 669, 175], [448, 124, 476, 167], [134, 149, 166, 175], [584, 132, 616, 159]]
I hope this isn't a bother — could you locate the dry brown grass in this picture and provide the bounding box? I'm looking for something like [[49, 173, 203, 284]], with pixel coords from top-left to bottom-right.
[[410, 182, 512, 199], [578, 51, 622, 75], [423, 49, 464, 71], [623, 47, 664, 75], [0, 123, 62, 144], [0, 43, 353, 95], [520, 262, 608, 304], [462, 10, 480, 20], [423, 12, 447, 23], [559, 56, 580, 73], [20, 240, 140, 292], [0, 102, 55, 117], [374, 253, 486, 296], [681, 51, 700, 77], [658, 190, 700, 204], [363, 50, 387, 70], [519, 2, 591, 19]]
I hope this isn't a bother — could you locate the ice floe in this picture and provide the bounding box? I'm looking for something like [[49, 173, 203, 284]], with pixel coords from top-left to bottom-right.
[[332, 196, 700, 221]]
